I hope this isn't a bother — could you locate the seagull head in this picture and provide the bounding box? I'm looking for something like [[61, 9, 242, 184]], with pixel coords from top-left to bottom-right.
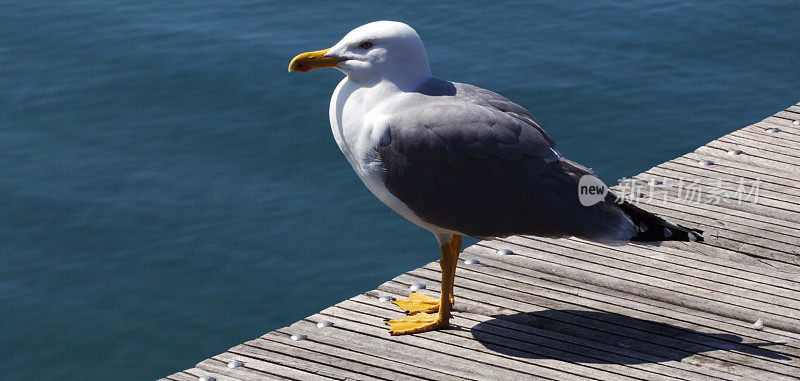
[[289, 21, 432, 90]]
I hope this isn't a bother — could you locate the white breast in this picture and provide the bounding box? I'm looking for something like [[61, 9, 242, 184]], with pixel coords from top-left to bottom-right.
[[328, 78, 454, 237]]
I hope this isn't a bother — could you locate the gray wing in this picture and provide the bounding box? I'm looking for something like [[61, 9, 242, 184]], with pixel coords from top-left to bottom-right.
[[376, 81, 636, 241]]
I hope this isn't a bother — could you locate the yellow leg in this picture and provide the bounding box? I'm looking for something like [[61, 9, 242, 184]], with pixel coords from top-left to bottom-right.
[[391, 235, 462, 314], [386, 235, 461, 335]]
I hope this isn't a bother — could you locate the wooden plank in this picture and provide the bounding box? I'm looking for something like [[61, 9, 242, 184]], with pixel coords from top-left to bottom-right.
[[761, 115, 796, 125], [638, 165, 800, 221], [607, 196, 800, 266], [750, 122, 800, 140], [679, 152, 800, 190], [259, 331, 459, 380], [517, 233, 800, 308], [196, 357, 302, 381], [667, 155, 800, 193], [510, 235, 800, 305], [615, 184, 800, 249], [441, 254, 800, 351], [774, 111, 800, 124], [274, 316, 503, 380], [163, 372, 198, 381], [378, 278, 778, 380], [654, 160, 800, 212], [761, 121, 800, 136], [320, 305, 643, 381], [163, 101, 800, 381], [696, 144, 800, 174], [661, 239, 800, 278], [613, 170, 800, 267], [252, 334, 440, 380], [632, 172, 800, 224], [738, 122, 800, 143], [351, 293, 739, 381], [615, 185, 800, 249], [635, 237, 800, 285], [305, 308, 582, 380], [189, 361, 278, 381], [642, 160, 800, 224], [404, 264, 800, 374], [722, 131, 800, 162], [342, 296, 694, 381], [225, 342, 383, 380], [719, 129, 800, 155], [469, 239, 800, 325], [705, 141, 800, 173], [384, 271, 800, 379], [540, 236, 800, 301], [612, 194, 800, 257], [473, 241, 800, 334], [457, 251, 800, 351]]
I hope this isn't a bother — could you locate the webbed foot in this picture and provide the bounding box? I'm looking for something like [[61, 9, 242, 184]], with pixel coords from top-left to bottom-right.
[[391, 292, 440, 314], [385, 312, 448, 335]]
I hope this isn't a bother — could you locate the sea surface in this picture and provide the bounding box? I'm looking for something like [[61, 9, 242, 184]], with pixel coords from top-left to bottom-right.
[[1, 1, 798, 379]]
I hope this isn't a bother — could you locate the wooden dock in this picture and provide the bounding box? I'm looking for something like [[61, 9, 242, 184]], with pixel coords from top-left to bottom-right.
[[163, 102, 800, 380]]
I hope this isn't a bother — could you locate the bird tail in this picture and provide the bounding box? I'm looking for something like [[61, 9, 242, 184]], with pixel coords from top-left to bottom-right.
[[619, 200, 704, 242]]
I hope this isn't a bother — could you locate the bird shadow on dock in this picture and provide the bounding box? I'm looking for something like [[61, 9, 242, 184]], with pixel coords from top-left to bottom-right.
[[470, 310, 791, 364]]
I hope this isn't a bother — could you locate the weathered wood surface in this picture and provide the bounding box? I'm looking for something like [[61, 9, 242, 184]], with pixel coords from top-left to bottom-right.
[[164, 103, 800, 380]]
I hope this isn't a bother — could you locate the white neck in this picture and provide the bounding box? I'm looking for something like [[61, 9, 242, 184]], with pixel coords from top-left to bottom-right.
[[383, 56, 432, 92], [343, 52, 432, 93]]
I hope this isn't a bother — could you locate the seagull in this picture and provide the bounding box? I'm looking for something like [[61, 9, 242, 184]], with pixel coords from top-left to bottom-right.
[[288, 21, 703, 335]]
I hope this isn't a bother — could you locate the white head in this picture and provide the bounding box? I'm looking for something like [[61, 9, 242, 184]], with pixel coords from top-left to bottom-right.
[[289, 21, 432, 90]]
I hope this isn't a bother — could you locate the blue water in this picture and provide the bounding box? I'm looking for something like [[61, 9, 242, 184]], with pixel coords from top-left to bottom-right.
[[1, 1, 798, 379]]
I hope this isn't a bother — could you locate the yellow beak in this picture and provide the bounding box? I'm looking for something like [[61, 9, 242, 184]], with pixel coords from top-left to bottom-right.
[[288, 48, 347, 72]]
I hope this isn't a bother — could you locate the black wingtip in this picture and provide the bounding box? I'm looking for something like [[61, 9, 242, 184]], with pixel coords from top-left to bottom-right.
[[630, 224, 705, 243], [620, 200, 705, 243], [685, 226, 705, 242]]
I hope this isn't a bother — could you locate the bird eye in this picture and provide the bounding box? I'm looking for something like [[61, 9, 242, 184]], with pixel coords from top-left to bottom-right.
[[359, 41, 373, 49]]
